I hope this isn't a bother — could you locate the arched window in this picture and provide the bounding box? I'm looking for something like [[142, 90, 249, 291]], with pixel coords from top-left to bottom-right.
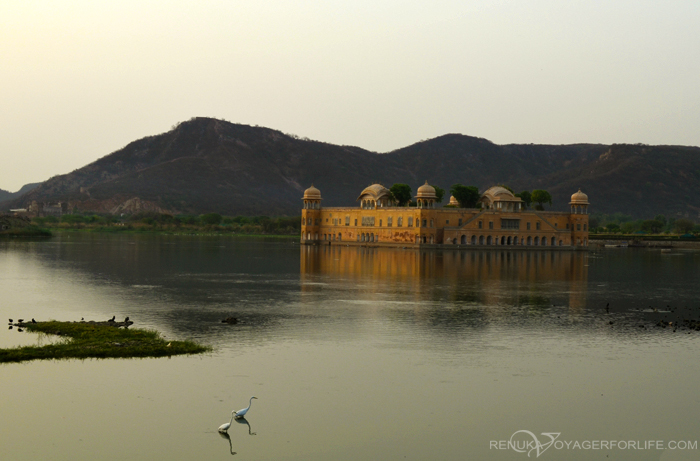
[[551, 237, 556, 246], [534, 236, 539, 246], [479, 235, 484, 245], [487, 236, 492, 245], [461, 235, 467, 244]]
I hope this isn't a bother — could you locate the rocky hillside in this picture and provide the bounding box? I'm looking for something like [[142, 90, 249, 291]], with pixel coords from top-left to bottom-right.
[[0, 183, 41, 203], [2, 118, 699, 218]]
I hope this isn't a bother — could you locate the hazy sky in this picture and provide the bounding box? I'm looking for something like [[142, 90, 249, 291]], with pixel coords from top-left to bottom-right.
[[2, 1, 699, 191]]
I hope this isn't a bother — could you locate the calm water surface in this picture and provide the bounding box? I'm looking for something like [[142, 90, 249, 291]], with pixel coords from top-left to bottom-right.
[[1, 233, 700, 460]]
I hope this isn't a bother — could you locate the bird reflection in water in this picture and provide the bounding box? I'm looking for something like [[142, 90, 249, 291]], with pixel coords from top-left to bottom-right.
[[217, 417, 256, 456], [218, 432, 237, 456], [235, 417, 256, 436]]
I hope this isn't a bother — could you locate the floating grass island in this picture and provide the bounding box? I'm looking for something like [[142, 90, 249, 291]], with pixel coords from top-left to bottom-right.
[[1, 320, 210, 363]]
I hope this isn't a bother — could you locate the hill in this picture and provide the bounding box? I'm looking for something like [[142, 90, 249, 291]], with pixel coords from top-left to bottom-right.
[[1, 118, 699, 219], [0, 183, 41, 203]]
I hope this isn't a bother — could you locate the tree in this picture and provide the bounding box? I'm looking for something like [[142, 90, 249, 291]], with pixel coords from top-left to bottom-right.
[[605, 223, 620, 233], [641, 219, 664, 234], [654, 214, 667, 227], [450, 184, 480, 208], [389, 183, 412, 207], [515, 190, 532, 209], [531, 190, 552, 210], [674, 218, 694, 234], [200, 213, 223, 225], [432, 185, 445, 203]]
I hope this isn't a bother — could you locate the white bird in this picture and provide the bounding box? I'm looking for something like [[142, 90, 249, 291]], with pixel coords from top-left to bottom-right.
[[218, 411, 236, 433], [218, 397, 258, 432], [234, 396, 257, 419]]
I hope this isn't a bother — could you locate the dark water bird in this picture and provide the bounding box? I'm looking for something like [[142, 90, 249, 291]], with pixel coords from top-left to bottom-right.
[[109, 316, 115, 322], [8, 325, 12, 330], [8, 319, 12, 323], [17, 328, 23, 332], [125, 316, 129, 322], [222, 317, 238, 324], [31, 318, 36, 323], [18, 319, 24, 323]]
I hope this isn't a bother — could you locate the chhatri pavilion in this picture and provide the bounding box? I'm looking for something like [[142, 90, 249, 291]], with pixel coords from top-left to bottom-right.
[[301, 182, 589, 248]]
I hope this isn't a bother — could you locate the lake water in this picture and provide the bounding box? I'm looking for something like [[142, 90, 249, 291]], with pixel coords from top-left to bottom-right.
[[1, 233, 700, 460]]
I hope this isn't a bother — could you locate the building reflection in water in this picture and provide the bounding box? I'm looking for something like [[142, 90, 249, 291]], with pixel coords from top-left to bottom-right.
[[300, 246, 588, 317]]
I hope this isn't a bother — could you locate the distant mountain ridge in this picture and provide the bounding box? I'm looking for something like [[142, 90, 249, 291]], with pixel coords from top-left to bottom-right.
[[0, 183, 41, 203], [2, 117, 699, 219]]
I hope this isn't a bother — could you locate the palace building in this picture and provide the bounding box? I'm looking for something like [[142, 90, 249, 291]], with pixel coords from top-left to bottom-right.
[[301, 182, 589, 249]]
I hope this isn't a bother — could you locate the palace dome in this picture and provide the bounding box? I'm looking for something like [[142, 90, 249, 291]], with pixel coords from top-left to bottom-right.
[[483, 186, 517, 200], [449, 195, 459, 206], [356, 184, 391, 201], [569, 189, 589, 204], [416, 181, 437, 198], [303, 185, 322, 200]]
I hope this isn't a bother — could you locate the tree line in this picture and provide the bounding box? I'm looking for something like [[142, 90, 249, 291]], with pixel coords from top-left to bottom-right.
[[31, 212, 302, 235], [589, 213, 698, 235]]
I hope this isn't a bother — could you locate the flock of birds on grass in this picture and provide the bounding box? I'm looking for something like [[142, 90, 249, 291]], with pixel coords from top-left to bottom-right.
[[7, 318, 35, 332], [8, 316, 131, 332]]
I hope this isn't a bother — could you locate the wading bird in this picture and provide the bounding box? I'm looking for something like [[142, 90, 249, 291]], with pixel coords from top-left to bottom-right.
[[218, 397, 258, 432], [234, 397, 258, 419], [218, 411, 236, 433]]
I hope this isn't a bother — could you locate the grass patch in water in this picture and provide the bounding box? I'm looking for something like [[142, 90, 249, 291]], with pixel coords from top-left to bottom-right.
[[0, 321, 210, 363]]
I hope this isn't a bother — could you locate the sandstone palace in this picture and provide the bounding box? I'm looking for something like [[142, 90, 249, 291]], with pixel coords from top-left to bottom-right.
[[301, 182, 590, 249]]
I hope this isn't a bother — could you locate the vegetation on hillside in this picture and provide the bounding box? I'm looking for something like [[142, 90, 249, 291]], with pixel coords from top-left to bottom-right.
[[4, 117, 699, 219]]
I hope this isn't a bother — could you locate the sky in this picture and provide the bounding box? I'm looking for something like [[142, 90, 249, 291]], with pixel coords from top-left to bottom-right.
[[1, 0, 699, 192]]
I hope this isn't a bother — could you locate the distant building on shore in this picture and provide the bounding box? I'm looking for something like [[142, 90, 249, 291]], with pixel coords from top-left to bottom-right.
[[301, 182, 589, 249]]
